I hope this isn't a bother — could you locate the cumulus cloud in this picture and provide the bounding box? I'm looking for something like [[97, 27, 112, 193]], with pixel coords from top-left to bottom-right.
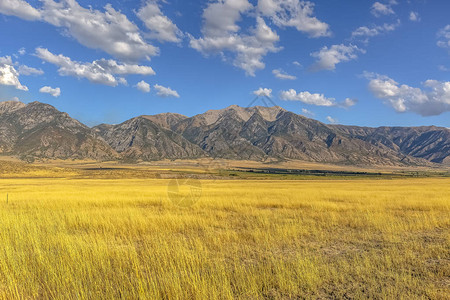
[[137, 0, 182, 43], [340, 98, 358, 108], [190, 1, 281, 76], [437, 25, 450, 50], [0, 56, 28, 91], [18, 47, 26, 55], [272, 69, 296, 80], [257, 0, 331, 37], [253, 87, 272, 97], [326, 116, 338, 124], [371, 1, 396, 17], [18, 65, 44, 76], [365, 72, 450, 116], [280, 89, 357, 108], [311, 44, 364, 71], [293, 61, 302, 67], [35, 48, 155, 86], [351, 21, 400, 40], [42, 0, 159, 61], [301, 108, 314, 117], [0, 53, 44, 77], [188, 0, 330, 75], [0, 56, 14, 65], [118, 77, 128, 85], [280, 89, 336, 106], [0, 0, 41, 20], [201, 0, 252, 37], [135, 80, 151, 93], [409, 11, 420, 22], [0, 0, 158, 62], [39, 86, 61, 97], [154, 84, 179, 98]]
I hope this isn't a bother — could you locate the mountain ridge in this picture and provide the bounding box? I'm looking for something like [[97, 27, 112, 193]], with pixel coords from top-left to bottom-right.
[[1, 101, 448, 166]]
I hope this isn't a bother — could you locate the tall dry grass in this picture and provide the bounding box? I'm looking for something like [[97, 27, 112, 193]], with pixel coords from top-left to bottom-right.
[[0, 177, 448, 299]]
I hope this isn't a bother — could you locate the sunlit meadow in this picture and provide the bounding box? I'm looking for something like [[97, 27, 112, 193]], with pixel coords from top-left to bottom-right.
[[0, 172, 448, 299]]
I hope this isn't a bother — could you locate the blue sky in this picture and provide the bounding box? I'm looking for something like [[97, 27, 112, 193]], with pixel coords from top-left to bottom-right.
[[0, 0, 449, 127]]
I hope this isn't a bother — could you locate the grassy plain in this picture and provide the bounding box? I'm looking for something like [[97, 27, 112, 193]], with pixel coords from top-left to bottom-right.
[[0, 160, 448, 299]]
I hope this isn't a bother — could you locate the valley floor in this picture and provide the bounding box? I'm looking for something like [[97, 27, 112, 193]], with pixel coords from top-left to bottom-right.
[[0, 167, 448, 299]]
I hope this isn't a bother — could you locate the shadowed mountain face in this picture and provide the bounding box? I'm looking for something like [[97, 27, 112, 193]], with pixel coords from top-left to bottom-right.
[[141, 113, 187, 131], [331, 125, 450, 164], [171, 106, 439, 166], [0, 101, 117, 161], [1, 101, 449, 166], [93, 116, 204, 161]]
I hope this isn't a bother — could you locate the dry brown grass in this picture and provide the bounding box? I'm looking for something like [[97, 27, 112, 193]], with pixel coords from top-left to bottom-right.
[[0, 164, 448, 299]]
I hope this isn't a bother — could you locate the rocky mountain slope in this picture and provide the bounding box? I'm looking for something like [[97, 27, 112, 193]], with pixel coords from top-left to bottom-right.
[[169, 106, 436, 165], [1, 101, 448, 166], [0, 101, 117, 161], [331, 125, 450, 164], [93, 116, 203, 161]]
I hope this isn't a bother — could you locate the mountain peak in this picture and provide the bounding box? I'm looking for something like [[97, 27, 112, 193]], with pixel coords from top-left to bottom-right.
[[252, 106, 286, 122], [142, 112, 188, 130], [26, 101, 57, 110], [0, 102, 447, 166], [0, 100, 26, 114], [0, 100, 116, 160], [199, 105, 287, 125]]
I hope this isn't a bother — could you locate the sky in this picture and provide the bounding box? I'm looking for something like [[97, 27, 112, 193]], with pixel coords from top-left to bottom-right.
[[0, 0, 449, 128]]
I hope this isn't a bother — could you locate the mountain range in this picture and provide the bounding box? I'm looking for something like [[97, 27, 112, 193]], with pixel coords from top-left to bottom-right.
[[0, 101, 448, 166]]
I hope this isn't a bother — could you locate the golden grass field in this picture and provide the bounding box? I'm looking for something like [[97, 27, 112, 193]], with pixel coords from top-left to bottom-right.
[[0, 160, 448, 299]]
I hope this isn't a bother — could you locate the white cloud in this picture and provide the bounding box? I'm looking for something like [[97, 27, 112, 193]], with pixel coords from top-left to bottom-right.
[[0, 0, 159, 62], [293, 61, 302, 67], [118, 77, 128, 85], [257, 0, 331, 37], [135, 80, 151, 93], [18, 47, 26, 55], [253, 87, 272, 97], [42, 0, 159, 61], [272, 69, 296, 80], [301, 108, 314, 117], [0, 56, 14, 65], [280, 89, 357, 108], [311, 44, 364, 71], [18, 65, 44, 76], [280, 89, 336, 106], [201, 0, 252, 37], [409, 11, 420, 22], [326, 116, 338, 124], [437, 25, 450, 50], [0, 0, 41, 20], [351, 21, 400, 39], [371, 2, 395, 17], [340, 98, 358, 108], [39, 86, 61, 97], [154, 84, 179, 98], [137, 1, 182, 43], [35, 48, 155, 86], [0, 56, 28, 91], [438, 65, 449, 72], [365, 72, 450, 116], [0, 53, 44, 76], [190, 1, 281, 76]]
